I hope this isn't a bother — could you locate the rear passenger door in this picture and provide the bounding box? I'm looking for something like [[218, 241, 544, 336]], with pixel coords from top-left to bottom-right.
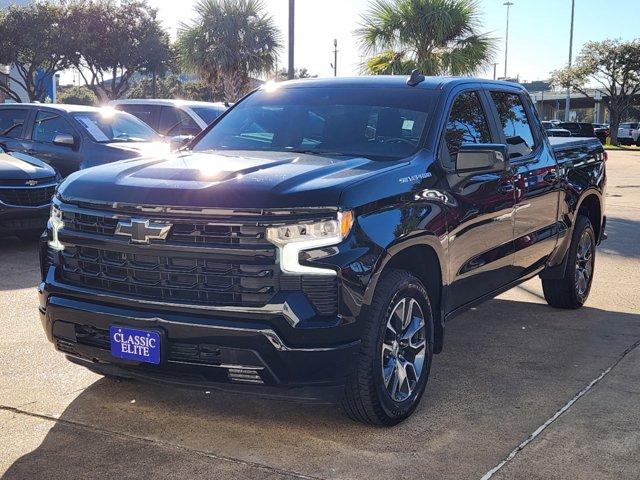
[[487, 89, 560, 277], [442, 89, 517, 312]]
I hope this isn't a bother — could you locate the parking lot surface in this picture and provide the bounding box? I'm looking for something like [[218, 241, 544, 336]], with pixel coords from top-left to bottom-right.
[[1, 150, 639, 480]]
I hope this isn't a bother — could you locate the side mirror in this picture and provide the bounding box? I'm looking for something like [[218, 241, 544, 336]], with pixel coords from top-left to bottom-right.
[[53, 133, 76, 148], [169, 135, 195, 151], [456, 144, 509, 174]]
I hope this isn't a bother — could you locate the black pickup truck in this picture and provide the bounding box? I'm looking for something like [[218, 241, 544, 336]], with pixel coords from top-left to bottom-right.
[[38, 75, 606, 425]]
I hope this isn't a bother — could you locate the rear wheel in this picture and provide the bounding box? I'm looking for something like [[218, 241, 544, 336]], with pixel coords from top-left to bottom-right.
[[341, 269, 433, 426], [542, 216, 595, 309]]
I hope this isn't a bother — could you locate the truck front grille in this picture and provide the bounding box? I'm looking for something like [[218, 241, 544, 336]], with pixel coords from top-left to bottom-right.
[[0, 184, 56, 207], [59, 245, 277, 307], [52, 204, 339, 314], [61, 210, 269, 246]]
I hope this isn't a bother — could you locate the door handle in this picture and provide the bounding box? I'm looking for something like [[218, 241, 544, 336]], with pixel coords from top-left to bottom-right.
[[497, 182, 515, 194], [543, 170, 558, 183]]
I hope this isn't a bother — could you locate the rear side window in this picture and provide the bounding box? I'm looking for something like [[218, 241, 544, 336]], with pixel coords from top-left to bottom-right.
[[0, 109, 28, 138], [32, 111, 75, 143], [158, 107, 200, 136], [443, 91, 491, 162], [490, 91, 536, 159]]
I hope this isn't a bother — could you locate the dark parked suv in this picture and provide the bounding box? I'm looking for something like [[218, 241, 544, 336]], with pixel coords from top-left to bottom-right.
[[0, 147, 58, 238], [39, 76, 606, 425], [0, 104, 168, 177]]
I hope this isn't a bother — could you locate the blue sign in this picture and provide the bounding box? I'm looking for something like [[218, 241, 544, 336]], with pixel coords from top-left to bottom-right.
[[110, 326, 161, 364]]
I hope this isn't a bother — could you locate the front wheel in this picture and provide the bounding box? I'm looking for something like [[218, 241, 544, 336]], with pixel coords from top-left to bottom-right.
[[341, 269, 433, 426], [542, 215, 595, 309]]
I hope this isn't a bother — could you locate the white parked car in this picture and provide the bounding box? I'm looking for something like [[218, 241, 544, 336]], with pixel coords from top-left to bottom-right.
[[109, 99, 228, 138], [617, 122, 640, 146]]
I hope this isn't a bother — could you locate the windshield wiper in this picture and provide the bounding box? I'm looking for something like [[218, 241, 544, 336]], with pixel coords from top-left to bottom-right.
[[285, 149, 355, 157]]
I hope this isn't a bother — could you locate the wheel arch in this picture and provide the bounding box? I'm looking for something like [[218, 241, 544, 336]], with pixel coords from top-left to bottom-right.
[[365, 235, 446, 354]]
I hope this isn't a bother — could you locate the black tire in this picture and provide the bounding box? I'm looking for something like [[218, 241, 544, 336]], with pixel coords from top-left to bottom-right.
[[341, 269, 433, 426], [542, 216, 596, 309]]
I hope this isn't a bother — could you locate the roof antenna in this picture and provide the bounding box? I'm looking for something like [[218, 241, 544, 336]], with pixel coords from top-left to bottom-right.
[[407, 69, 425, 87]]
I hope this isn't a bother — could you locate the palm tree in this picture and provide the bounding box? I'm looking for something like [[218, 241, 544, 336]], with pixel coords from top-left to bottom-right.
[[358, 0, 496, 76], [178, 0, 281, 101]]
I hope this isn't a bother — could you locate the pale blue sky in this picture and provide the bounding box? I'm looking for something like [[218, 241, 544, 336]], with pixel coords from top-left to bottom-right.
[[150, 0, 639, 81]]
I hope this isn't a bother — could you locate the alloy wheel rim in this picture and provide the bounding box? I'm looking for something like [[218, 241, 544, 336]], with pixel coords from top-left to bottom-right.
[[575, 230, 594, 299], [381, 297, 427, 402]]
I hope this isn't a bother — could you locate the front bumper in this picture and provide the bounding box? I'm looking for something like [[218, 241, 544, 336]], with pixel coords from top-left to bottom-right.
[[0, 203, 49, 233], [38, 266, 361, 403]]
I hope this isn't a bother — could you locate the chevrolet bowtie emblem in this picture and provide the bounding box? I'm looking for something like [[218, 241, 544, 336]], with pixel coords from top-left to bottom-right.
[[114, 219, 172, 244], [25, 179, 38, 186]]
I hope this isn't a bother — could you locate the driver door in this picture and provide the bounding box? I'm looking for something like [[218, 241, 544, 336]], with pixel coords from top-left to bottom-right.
[[21, 109, 82, 177], [442, 89, 517, 313]]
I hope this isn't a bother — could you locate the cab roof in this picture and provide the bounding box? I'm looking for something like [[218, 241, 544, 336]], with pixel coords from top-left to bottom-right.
[[272, 75, 525, 92]]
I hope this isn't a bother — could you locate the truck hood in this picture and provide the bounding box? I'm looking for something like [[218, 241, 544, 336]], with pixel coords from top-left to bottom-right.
[[0, 151, 57, 181], [58, 150, 407, 209]]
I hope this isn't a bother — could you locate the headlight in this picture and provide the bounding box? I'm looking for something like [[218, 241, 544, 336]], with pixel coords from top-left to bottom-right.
[[48, 205, 65, 251], [267, 211, 353, 275]]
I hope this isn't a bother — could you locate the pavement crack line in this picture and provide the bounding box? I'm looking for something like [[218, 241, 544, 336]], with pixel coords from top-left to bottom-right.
[[479, 337, 640, 480], [0, 405, 325, 480]]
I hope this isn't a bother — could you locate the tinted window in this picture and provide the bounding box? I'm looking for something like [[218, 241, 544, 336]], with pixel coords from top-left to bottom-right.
[[33, 111, 75, 143], [193, 87, 435, 161], [116, 104, 160, 130], [490, 92, 536, 158], [620, 123, 639, 129], [159, 107, 200, 136], [444, 91, 491, 161], [0, 109, 28, 138], [73, 111, 161, 143], [191, 106, 225, 125]]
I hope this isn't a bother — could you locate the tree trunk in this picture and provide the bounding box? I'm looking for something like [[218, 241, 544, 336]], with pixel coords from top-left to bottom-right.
[[609, 109, 622, 145]]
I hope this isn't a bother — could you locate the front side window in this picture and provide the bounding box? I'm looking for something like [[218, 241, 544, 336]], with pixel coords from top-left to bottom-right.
[[33, 111, 75, 143], [192, 87, 436, 161], [117, 104, 160, 130], [191, 106, 225, 125], [73, 111, 161, 143], [490, 91, 536, 158], [159, 107, 200, 136], [443, 91, 492, 164], [0, 109, 28, 139]]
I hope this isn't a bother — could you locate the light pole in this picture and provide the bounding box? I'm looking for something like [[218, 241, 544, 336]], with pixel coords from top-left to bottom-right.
[[330, 39, 338, 77], [503, 2, 513, 79], [564, 0, 575, 122], [288, 0, 295, 80], [492, 62, 498, 80]]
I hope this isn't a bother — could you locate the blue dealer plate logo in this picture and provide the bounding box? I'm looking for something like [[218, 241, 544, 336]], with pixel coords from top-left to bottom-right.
[[110, 326, 161, 364]]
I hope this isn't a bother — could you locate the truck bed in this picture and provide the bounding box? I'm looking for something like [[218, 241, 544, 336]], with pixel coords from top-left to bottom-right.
[[548, 136, 603, 152]]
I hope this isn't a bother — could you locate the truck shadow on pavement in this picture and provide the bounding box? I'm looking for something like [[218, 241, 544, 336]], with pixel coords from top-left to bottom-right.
[[4, 298, 640, 480], [0, 237, 41, 291], [598, 215, 640, 259]]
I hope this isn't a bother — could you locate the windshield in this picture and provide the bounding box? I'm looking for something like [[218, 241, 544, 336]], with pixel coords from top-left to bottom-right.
[[73, 111, 161, 143], [192, 106, 225, 125], [192, 87, 436, 160]]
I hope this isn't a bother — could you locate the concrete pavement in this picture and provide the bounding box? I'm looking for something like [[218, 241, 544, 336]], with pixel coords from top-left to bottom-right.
[[1, 150, 639, 479]]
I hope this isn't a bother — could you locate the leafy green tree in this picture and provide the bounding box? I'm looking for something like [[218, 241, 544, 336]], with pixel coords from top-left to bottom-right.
[[127, 76, 185, 100], [68, 0, 171, 101], [275, 68, 316, 81], [178, 0, 281, 101], [551, 39, 640, 145], [358, 0, 496, 76], [0, 2, 76, 102], [57, 85, 98, 106]]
